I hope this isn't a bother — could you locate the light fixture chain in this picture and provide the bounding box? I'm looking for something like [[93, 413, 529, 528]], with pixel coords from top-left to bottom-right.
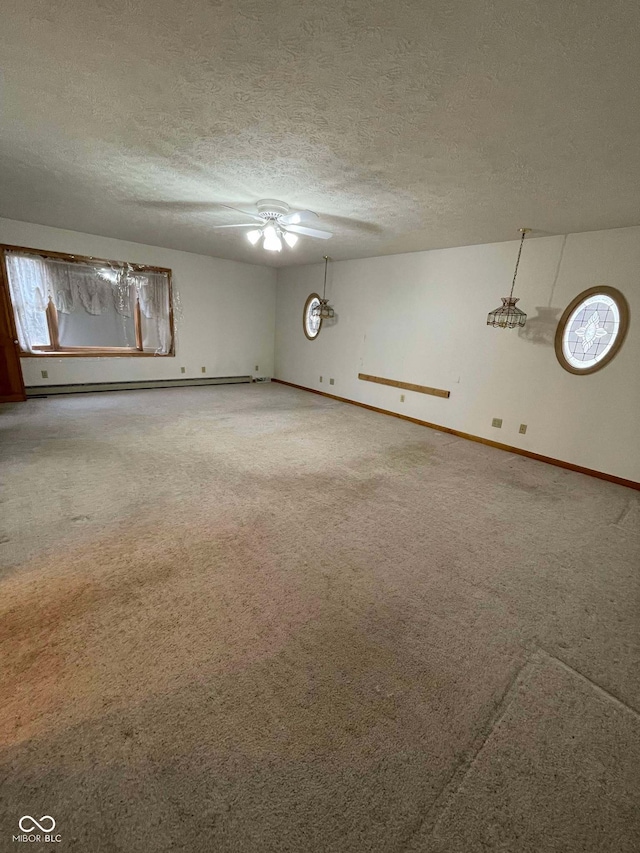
[[509, 229, 528, 300]]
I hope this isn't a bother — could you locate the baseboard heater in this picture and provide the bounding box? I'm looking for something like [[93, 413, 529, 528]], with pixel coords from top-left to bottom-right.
[[26, 375, 253, 397]]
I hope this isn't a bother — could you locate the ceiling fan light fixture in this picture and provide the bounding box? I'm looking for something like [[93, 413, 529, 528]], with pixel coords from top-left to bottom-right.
[[263, 227, 282, 252], [211, 200, 332, 251]]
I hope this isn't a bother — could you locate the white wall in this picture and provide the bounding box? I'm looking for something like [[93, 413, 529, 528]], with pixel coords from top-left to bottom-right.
[[275, 227, 640, 482], [0, 217, 276, 386]]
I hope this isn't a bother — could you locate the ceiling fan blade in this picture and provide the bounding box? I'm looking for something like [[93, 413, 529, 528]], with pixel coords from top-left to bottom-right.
[[217, 203, 262, 221], [283, 224, 333, 240], [280, 209, 319, 225], [212, 223, 261, 229]]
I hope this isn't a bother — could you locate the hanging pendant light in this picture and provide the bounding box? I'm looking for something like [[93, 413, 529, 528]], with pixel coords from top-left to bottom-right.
[[487, 228, 530, 329], [311, 256, 335, 320]]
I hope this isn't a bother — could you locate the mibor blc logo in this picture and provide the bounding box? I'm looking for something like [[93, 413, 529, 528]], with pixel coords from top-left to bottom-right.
[[13, 815, 61, 843]]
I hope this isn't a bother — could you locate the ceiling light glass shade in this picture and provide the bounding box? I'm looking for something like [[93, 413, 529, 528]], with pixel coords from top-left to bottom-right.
[[487, 297, 527, 329], [311, 298, 335, 320], [263, 234, 282, 252], [247, 229, 262, 245], [283, 232, 298, 248], [262, 225, 282, 251]]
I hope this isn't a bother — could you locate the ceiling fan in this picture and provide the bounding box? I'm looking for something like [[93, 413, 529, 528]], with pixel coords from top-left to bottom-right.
[[212, 199, 333, 252]]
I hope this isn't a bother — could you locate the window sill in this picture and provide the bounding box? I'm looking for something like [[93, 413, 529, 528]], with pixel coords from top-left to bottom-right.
[[21, 350, 175, 358]]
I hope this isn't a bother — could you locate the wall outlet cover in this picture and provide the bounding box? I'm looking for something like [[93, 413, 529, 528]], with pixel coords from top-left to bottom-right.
[[519, 424, 528, 434], [329, 378, 335, 385], [180, 367, 186, 374], [41, 370, 48, 379], [201, 367, 206, 373], [400, 394, 405, 402], [319, 376, 323, 382], [492, 418, 503, 428]]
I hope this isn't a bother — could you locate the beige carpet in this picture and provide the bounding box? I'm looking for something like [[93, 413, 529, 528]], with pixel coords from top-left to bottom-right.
[[0, 383, 638, 852]]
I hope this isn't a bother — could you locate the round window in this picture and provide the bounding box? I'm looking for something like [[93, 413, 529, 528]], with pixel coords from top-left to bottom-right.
[[555, 287, 629, 375], [303, 293, 322, 340]]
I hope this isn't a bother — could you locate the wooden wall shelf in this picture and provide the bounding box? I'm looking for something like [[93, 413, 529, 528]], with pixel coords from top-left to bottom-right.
[[358, 373, 450, 399]]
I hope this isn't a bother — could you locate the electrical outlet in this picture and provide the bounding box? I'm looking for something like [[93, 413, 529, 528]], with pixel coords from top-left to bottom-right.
[[180, 367, 186, 374], [41, 370, 48, 379], [400, 394, 405, 402], [329, 378, 335, 385], [519, 423, 527, 434], [319, 376, 323, 382], [492, 418, 503, 428], [255, 365, 259, 371], [201, 366, 206, 373]]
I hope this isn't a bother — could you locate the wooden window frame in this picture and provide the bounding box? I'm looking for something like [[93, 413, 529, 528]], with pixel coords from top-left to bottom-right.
[[554, 286, 630, 375], [0, 244, 175, 358]]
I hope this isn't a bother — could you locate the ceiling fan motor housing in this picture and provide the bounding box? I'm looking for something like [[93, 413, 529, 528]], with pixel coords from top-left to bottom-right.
[[256, 199, 290, 222]]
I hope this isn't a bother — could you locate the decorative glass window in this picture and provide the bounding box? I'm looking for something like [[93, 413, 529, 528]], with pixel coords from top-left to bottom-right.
[[555, 287, 629, 374], [303, 292, 322, 340], [2, 246, 174, 357]]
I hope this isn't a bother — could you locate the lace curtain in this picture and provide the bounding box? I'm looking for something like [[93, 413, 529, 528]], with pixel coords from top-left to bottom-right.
[[136, 272, 172, 354], [5, 252, 172, 354], [5, 254, 51, 352]]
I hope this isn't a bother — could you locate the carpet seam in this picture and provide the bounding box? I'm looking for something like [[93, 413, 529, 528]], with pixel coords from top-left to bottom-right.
[[611, 498, 639, 536], [614, 499, 635, 527], [397, 652, 537, 852], [536, 646, 640, 720]]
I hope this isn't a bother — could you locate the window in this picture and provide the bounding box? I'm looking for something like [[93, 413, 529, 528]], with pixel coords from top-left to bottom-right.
[[303, 292, 322, 340], [2, 246, 174, 356], [555, 286, 629, 375]]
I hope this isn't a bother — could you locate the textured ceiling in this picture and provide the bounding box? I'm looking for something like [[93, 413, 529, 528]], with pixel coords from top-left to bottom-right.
[[1, 0, 639, 267]]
